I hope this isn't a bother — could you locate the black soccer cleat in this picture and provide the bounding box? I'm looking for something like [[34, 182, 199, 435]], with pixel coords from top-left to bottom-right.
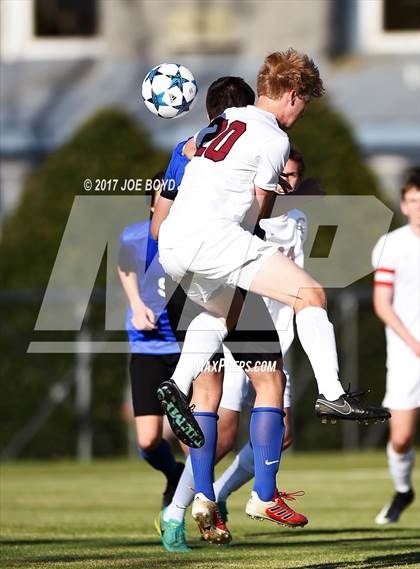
[[315, 388, 391, 424], [157, 379, 205, 448], [162, 462, 185, 509], [375, 489, 415, 525]]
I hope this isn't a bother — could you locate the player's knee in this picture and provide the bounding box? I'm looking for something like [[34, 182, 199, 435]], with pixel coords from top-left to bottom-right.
[[299, 287, 326, 310], [391, 437, 412, 454], [138, 433, 161, 452]]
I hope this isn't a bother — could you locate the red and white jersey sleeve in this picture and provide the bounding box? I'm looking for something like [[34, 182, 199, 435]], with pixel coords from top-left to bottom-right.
[[372, 226, 420, 327], [372, 225, 420, 370], [371, 234, 397, 288]]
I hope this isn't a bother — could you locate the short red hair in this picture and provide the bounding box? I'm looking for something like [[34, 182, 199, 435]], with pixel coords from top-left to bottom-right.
[[257, 49, 325, 99]]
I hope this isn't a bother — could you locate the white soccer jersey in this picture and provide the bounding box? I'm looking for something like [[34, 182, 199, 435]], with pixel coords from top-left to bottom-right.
[[159, 105, 289, 248], [372, 225, 420, 373]]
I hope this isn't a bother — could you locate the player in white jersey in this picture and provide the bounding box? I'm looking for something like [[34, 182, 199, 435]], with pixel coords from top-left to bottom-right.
[[160, 149, 311, 550], [158, 50, 389, 441], [156, 77, 304, 549], [157, 50, 389, 534], [372, 171, 420, 525]]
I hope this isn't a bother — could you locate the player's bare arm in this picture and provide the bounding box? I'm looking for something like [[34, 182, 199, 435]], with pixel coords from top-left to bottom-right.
[[183, 137, 196, 160], [150, 139, 196, 240], [255, 185, 277, 219], [150, 195, 173, 240], [373, 279, 420, 358], [117, 267, 156, 330]]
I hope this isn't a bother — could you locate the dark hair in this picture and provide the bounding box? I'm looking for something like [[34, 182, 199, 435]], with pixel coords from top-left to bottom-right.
[[288, 144, 326, 196], [401, 167, 420, 199], [288, 143, 305, 176], [206, 76, 255, 120]]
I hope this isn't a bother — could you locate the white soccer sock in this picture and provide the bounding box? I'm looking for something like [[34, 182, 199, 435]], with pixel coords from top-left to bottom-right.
[[172, 312, 227, 396], [214, 442, 254, 502], [295, 306, 344, 401], [387, 442, 415, 493], [163, 456, 195, 522]]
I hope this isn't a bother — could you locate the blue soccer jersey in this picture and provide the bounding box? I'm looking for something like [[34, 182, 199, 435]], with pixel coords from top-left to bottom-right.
[[160, 139, 189, 200], [119, 221, 179, 354]]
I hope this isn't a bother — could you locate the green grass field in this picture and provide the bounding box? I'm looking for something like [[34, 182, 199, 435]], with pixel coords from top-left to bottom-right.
[[1, 452, 419, 569]]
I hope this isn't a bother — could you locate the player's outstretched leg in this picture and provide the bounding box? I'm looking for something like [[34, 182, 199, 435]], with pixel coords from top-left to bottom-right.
[[249, 251, 390, 424]]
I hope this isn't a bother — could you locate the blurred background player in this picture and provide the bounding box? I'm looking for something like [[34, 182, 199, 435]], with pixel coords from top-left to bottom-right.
[[118, 176, 185, 512], [372, 169, 420, 525]]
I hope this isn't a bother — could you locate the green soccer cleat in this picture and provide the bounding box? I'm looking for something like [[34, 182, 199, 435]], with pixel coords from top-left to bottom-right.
[[157, 509, 191, 553], [154, 510, 164, 537]]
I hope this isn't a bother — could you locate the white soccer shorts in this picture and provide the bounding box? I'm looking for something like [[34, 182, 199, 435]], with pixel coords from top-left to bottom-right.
[[383, 363, 420, 410], [159, 224, 278, 303]]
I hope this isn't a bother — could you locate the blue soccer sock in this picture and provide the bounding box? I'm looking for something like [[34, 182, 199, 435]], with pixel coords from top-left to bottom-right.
[[250, 407, 285, 502], [189, 412, 218, 501], [138, 438, 178, 483]]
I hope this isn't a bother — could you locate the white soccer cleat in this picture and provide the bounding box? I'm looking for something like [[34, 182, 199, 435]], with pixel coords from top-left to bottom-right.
[[375, 504, 392, 525], [192, 493, 231, 544]]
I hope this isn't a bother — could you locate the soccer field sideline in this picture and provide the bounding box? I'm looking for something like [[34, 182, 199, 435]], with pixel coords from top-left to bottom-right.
[[1, 452, 419, 569]]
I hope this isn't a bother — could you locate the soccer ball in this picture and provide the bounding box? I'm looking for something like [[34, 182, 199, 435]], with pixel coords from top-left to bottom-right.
[[141, 63, 197, 119]]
